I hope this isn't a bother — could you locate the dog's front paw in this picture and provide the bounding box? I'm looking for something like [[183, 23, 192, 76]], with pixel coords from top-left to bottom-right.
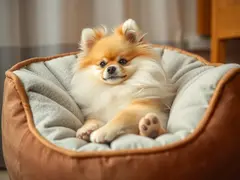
[[90, 127, 117, 143], [76, 123, 100, 141]]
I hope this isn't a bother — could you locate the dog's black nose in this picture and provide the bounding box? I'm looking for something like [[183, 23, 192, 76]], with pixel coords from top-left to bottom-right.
[[107, 66, 116, 74]]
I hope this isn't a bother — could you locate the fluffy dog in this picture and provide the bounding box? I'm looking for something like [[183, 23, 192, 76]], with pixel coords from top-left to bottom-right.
[[71, 19, 175, 143]]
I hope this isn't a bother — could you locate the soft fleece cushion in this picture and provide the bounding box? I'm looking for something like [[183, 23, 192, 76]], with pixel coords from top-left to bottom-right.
[[13, 47, 240, 151]]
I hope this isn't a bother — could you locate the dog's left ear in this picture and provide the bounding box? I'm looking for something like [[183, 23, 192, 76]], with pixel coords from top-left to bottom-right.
[[115, 19, 145, 43]]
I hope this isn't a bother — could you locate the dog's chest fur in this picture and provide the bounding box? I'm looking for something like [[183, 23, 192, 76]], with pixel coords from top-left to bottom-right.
[[71, 58, 174, 123], [73, 82, 138, 123]]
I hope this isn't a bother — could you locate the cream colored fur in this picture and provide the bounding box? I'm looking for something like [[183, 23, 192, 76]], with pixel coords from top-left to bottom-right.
[[71, 19, 175, 143]]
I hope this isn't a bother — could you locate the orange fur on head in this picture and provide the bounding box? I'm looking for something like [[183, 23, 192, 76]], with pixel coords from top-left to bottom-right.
[[78, 19, 156, 69]]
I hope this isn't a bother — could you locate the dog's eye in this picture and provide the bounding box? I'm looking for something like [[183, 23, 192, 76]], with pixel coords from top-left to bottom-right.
[[118, 58, 128, 65], [99, 61, 107, 68]]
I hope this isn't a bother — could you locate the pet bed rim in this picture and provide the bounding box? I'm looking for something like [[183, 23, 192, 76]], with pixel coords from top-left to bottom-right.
[[4, 45, 239, 158]]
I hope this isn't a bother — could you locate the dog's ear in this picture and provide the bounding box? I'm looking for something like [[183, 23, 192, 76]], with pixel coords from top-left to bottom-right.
[[115, 19, 145, 43], [79, 26, 107, 52]]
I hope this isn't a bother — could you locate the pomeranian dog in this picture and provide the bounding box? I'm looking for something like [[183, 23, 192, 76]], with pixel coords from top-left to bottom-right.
[[71, 19, 175, 143]]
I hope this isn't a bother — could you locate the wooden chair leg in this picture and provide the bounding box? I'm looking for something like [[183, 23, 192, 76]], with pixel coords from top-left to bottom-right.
[[211, 37, 226, 63]]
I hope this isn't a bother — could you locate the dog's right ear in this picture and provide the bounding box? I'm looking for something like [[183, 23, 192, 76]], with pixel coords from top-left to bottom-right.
[[115, 19, 144, 44], [79, 26, 107, 53]]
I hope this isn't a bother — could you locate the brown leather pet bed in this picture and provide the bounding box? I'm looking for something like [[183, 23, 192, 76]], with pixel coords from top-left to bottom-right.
[[2, 46, 240, 180]]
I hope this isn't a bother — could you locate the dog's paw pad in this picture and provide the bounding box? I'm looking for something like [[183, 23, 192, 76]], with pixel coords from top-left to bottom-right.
[[139, 113, 166, 138]]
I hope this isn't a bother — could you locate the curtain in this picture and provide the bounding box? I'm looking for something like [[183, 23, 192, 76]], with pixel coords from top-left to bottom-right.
[[0, 0, 199, 168]]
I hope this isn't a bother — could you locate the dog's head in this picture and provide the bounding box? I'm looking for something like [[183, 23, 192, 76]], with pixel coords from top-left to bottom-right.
[[77, 19, 156, 85]]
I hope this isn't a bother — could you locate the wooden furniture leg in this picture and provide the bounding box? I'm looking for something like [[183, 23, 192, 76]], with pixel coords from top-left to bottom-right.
[[211, 37, 226, 63], [210, 0, 240, 63], [210, 0, 227, 63]]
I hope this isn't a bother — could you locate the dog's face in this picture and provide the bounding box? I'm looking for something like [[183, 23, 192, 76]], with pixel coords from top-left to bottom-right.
[[77, 19, 155, 85]]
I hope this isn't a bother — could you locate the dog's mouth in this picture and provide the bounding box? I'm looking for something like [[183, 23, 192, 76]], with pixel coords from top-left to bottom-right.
[[103, 75, 127, 80]]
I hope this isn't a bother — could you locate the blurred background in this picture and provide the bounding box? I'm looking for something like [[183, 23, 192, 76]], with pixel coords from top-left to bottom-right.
[[0, 0, 240, 175]]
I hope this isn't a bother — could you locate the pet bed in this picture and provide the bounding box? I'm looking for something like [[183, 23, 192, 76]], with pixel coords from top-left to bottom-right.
[[2, 45, 240, 180]]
